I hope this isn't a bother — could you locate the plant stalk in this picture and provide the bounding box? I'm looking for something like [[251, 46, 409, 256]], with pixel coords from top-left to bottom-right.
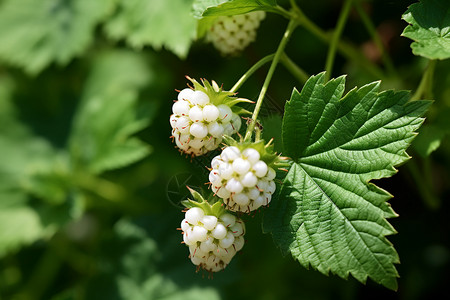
[[230, 54, 275, 93], [244, 19, 298, 141], [290, 0, 385, 79], [411, 59, 436, 101], [324, 0, 353, 81]]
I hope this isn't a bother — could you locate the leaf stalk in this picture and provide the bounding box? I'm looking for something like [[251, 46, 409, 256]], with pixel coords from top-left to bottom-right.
[[230, 53, 275, 93], [411, 59, 436, 101]]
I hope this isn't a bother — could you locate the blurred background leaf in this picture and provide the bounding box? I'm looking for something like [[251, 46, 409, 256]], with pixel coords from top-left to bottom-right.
[[69, 50, 154, 174], [0, 0, 114, 74], [104, 0, 197, 58], [0, 75, 72, 258], [83, 217, 223, 300]]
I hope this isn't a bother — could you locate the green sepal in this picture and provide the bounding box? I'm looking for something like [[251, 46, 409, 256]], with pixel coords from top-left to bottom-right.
[[186, 77, 253, 109], [222, 135, 284, 168], [231, 106, 252, 116], [226, 98, 255, 107], [181, 186, 227, 218]]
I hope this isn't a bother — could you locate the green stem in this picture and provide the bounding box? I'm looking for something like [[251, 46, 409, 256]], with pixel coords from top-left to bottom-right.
[[324, 0, 353, 81], [411, 60, 436, 101], [354, 0, 396, 75], [274, 5, 295, 19], [280, 52, 309, 84], [290, 1, 385, 79], [244, 19, 298, 141], [230, 54, 275, 93], [424, 60, 436, 100]]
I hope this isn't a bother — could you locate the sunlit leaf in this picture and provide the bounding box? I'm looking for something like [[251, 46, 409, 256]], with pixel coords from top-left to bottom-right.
[[192, 0, 228, 18], [193, 0, 277, 38], [264, 72, 430, 290], [402, 0, 450, 60], [200, 0, 278, 16]]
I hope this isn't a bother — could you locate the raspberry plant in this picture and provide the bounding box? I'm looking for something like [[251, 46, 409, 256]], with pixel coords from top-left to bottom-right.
[[177, 0, 437, 291], [0, 0, 449, 299]]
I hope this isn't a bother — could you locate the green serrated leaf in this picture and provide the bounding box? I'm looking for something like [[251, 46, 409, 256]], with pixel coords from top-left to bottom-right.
[[70, 50, 154, 174], [202, 0, 278, 16], [104, 0, 197, 58], [264, 72, 431, 290], [402, 0, 450, 60], [0, 0, 113, 74]]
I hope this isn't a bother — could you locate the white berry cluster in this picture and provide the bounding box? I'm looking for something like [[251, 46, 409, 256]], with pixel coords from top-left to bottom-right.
[[170, 87, 241, 156], [181, 207, 245, 272], [209, 146, 276, 212], [206, 11, 266, 55]]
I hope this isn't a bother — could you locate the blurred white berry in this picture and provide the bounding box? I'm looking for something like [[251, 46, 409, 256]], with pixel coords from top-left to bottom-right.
[[206, 11, 266, 55]]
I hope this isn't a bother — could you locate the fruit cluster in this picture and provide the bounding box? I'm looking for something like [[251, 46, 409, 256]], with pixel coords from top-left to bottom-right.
[[206, 11, 266, 55], [209, 146, 276, 212], [170, 78, 249, 156], [181, 207, 245, 272], [170, 88, 241, 156]]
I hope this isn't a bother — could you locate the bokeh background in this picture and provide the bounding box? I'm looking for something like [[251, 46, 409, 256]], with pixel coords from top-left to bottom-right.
[[0, 0, 449, 299]]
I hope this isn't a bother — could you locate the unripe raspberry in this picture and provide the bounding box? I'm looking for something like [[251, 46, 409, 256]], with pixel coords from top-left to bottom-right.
[[206, 11, 266, 55], [191, 91, 210, 106], [170, 78, 250, 156], [181, 207, 246, 272], [190, 107, 204, 123], [207, 121, 224, 137], [185, 207, 204, 224], [217, 104, 233, 123], [178, 88, 195, 101], [190, 123, 208, 138], [209, 145, 278, 212], [202, 105, 220, 122], [172, 100, 190, 116]]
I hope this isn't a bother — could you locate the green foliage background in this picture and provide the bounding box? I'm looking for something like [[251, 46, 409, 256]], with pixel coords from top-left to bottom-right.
[[0, 0, 449, 299]]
